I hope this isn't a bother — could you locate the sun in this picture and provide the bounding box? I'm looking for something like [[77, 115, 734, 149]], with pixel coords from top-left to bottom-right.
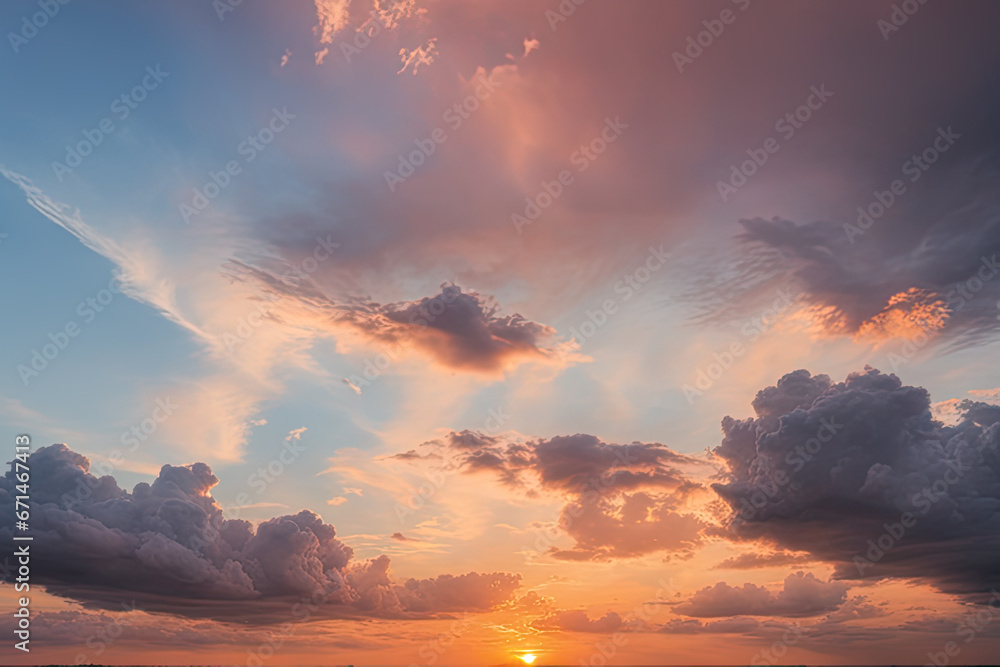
[[519, 654, 537, 665]]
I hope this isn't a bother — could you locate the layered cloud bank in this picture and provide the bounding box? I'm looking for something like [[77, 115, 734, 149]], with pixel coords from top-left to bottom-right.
[[6, 367, 999, 625], [0, 444, 520, 620]]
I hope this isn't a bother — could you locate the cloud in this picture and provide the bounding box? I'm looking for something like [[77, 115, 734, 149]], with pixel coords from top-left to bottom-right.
[[817, 595, 889, 624], [532, 609, 623, 633], [374, 0, 426, 29], [344, 554, 519, 614], [286, 427, 308, 441], [0, 444, 521, 621], [0, 397, 91, 444], [397, 38, 438, 75], [314, 0, 352, 45], [549, 489, 705, 561], [250, 0, 1000, 344], [442, 432, 700, 493], [658, 616, 763, 635], [894, 609, 1000, 639], [712, 551, 814, 570], [226, 265, 575, 374], [313, 0, 430, 66], [970, 388, 1000, 401], [444, 429, 500, 450], [510, 590, 554, 612], [674, 572, 849, 618], [386, 448, 440, 461], [657, 597, 885, 638], [932, 387, 1000, 424], [390, 532, 416, 542], [0, 168, 329, 464], [0, 167, 206, 343], [359, 284, 563, 372], [687, 210, 1000, 351], [712, 367, 1000, 606], [0, 606, 385, 651], [417, 431, 710, 560]]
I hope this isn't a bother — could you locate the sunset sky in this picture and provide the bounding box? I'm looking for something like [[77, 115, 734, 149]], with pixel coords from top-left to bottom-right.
[[2, 0, 1000, 664]]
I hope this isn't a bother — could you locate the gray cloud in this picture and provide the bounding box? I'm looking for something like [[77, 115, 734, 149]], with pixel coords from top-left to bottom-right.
[[442, 432, 699, 494], [683, 203, 1000, 352], [713, 368, 1000, 605], [225, 262, 565, 373], [712, 551, 814, 570], [0, 444, 521, 621], [674, 572, 849, 618], [254, 1, 1000, 332], [532, 609, 623, 633], [658, 616, 763, 635], [423, 432, 709, 560]]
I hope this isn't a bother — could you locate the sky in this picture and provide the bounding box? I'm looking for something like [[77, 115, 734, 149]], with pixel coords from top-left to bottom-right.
[[1, 0, 1000, 664]]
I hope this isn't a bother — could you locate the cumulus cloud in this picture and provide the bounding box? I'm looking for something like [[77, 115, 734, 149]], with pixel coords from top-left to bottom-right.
[[442, 432, 699, 493], [412, 431, 710, 560], [549, 490, 706, 561], [713, 367, 1000, 605], [345, 554, 519, 614], [0, 444, 520, 621], [817, 595, 889, 624], [932, 387, 1000, 424], [361, 284, 562, 371], [674, 572, 849, 618], [657, 597, 886, 640]]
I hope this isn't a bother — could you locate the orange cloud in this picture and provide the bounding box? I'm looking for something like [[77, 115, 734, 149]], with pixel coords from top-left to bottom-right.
[[855, 288, 950, 343]]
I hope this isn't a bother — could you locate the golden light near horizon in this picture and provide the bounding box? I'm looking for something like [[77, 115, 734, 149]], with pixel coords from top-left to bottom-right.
[[519, 654, 537, 664]]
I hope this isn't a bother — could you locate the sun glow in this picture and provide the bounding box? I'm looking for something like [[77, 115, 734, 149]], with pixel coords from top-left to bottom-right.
[[519, 654, 537, 664]]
